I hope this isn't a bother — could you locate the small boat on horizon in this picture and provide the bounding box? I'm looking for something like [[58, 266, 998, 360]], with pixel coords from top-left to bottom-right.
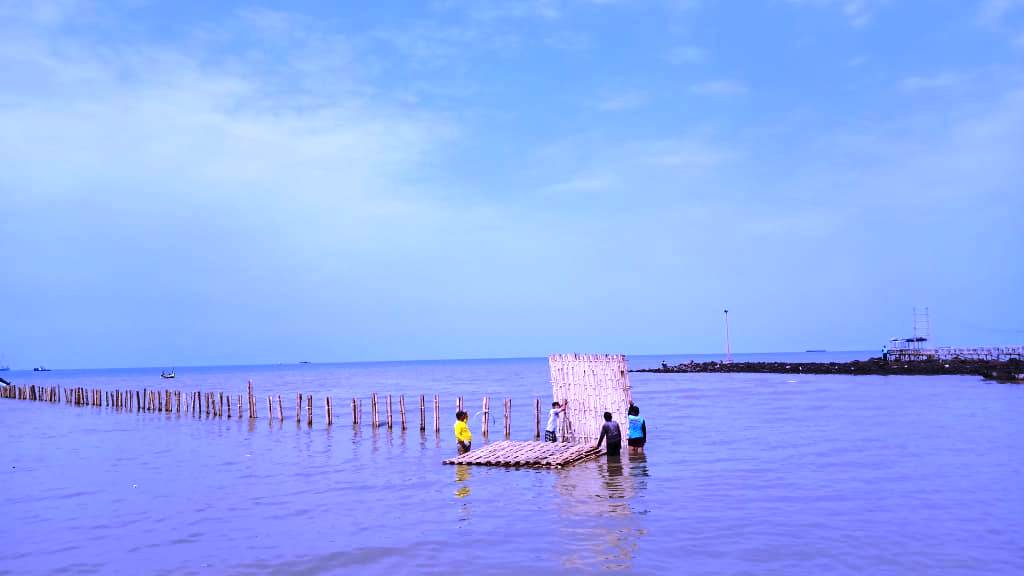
[[33, 366, 52, 372], [161, 370, 176, 379], [805, 349, 827, 353], [0, 366, 9, 372]]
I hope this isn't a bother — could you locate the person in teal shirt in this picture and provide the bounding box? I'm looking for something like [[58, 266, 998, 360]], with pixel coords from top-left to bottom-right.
[[627, 404, 647, 454]]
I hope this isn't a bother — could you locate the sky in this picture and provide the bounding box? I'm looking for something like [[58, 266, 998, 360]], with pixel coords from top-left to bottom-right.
[[1, 0, 1023, 369]]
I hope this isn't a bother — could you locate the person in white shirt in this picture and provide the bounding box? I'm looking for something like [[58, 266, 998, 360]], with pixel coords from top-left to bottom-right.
[[544, 400, 567, 442]]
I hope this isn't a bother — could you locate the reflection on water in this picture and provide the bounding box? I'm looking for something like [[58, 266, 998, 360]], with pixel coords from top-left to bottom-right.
[[3, 357, 1023, 575], [454, 465, 471, 499], [555, 452, 649, 571]]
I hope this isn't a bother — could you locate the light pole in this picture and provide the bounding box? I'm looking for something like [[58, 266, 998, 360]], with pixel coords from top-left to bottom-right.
[[724, 309, 732, 364]]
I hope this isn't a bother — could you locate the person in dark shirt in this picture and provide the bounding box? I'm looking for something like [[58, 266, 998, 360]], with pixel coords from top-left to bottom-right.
[[596, 411, 622, 456]]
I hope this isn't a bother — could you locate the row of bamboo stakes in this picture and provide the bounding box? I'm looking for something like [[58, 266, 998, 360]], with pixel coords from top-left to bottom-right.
[[1, 382, 547, 438]]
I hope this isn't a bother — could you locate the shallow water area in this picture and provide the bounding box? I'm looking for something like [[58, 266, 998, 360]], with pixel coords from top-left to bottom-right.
[[2, 353, 1023, 575]]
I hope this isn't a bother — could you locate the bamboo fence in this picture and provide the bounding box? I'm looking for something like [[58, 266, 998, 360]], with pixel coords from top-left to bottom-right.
[[549, 353, 632, 446]]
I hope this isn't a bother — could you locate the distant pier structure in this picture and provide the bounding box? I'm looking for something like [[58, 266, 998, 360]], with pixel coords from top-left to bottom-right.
[[885, 346, 1024, 362], [885, 307, 1023, 362]]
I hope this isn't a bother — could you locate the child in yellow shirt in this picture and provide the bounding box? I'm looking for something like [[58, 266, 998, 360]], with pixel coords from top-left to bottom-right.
[[454, 410, 472, 454]]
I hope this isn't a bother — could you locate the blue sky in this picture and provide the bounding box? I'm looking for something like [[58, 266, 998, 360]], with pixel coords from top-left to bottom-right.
[[1, 0, 1022, 368]]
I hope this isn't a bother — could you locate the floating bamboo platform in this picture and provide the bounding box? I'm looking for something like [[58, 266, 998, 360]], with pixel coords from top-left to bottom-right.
[[442, 440, 603, 468]]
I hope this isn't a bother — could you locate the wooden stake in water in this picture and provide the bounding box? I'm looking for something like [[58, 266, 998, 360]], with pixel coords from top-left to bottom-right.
[[399, 395, 407, 430], [306, 394, 313, 426], [296, 393, 302, 423], [326, 396, 333, 425], [351, 397, 358, 425], [371, 393, 379, 428], [481, 396, 489, 437], [535, 397, 541, 439], [504, 398, 511, 438], [247, 380, 255, 419], [277, 395, 283, 421], [386, 394, 393, 430], [419, 395, 426, 432], [433, 394, 440, 434]]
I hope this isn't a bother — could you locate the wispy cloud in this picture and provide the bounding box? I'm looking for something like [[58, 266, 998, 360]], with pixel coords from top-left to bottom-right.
[[690, 80, 747, 95], [593, 91, 648, 111], [434, 0, 562, 21], [666, 45, 707, 64], [540, 174, 612, 194], [842, 0, 871, 27], [977, 0, 1024, 26], [786, 0, 877, 28], [901, 72, 964, 91], [545, 31, 593, 52], [533, 134, 735, 199]]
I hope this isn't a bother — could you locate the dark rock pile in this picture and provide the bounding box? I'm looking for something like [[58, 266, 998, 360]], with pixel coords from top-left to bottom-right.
[[636, 357, 1023, 382]]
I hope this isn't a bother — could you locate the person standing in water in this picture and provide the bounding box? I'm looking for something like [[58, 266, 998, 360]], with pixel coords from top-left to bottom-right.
[[544, 401, 567, 442], [454, 411, 472, 454], [596, 411, 622, 456], [627, 404, 646, 454]]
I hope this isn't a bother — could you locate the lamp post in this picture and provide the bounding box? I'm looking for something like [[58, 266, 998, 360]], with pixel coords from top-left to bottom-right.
[[724, 309, 732, 364]]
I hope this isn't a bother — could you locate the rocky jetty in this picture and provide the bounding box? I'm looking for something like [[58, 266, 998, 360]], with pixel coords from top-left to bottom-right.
[[637, 357, 1023, 383]]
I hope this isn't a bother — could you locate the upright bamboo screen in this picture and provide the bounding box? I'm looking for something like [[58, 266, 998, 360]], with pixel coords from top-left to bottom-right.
[[548, 353, 633, 445]]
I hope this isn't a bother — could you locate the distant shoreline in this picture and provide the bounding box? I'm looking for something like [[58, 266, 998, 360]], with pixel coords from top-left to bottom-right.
[[635, 357, 1024, 383]]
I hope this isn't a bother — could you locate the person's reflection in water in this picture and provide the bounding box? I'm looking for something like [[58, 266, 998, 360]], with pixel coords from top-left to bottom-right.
[[554, 453, 641, 571], [454, 464, 471, 499], [627, 451, 649, 493], [603, 453, 626, 501]]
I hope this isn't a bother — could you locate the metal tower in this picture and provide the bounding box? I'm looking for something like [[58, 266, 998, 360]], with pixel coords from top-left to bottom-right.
[[724, 309, 733, 364], [912, 307, 931, 349]]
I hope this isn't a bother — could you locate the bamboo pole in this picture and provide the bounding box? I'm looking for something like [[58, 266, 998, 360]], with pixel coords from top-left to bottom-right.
[[326, 396, 333, 425], [267, 396, 272, 420], [481, 397, 489, 437], [306, 394, 313, 426], [535, 397, 541, 439], [296, 393, 302, 423], [386, 394, 393, 430], [352, 397, 358, 425], [371, 393, 379, 428], [399, 395, 406, 430], [419, 394, 425, 431], [504, 398, 511, 438], [277, 395, 283, 421], [433, 394, 440, 434]]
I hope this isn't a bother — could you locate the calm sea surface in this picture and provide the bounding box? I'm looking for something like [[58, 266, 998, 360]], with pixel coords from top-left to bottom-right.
[[2, 352, 1022, 575]]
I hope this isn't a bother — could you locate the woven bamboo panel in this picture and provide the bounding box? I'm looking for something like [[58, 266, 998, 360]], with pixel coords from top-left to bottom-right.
[[442, 441, 603, 468], [548, 354, 632, 445]]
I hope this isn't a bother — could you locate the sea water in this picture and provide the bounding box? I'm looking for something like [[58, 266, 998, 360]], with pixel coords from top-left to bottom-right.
[[2, 352, 1022, 574]]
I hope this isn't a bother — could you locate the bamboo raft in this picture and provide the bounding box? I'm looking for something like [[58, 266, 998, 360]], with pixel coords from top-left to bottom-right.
[[442, 440, 603, 468]]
